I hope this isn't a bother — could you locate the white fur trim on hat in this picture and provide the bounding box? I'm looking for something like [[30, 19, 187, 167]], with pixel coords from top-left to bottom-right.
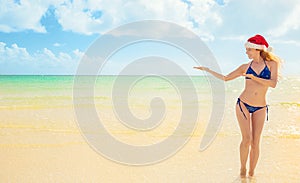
[[244, 41, 268, 51]]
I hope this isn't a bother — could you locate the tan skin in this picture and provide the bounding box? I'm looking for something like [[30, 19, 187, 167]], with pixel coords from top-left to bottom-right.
[[194, 48, 278, 177]]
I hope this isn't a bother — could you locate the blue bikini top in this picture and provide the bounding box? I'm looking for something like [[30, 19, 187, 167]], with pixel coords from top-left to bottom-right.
[[245, 61, 271, 80]]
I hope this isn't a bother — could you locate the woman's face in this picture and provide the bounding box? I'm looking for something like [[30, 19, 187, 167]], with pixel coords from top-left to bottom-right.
[[246, 48, 260, 59]]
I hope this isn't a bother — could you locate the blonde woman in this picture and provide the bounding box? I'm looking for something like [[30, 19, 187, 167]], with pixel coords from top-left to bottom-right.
[[194, 35, 281, 177]]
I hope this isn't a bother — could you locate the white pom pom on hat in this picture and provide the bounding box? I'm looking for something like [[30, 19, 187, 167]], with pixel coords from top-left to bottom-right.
[[244, 34, 273, 52], [267, 46, 273, 52]]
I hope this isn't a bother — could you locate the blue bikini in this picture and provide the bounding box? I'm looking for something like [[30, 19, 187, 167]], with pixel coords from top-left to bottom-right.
[[237, 98, 268, 121], [245, 60, 271, 80], [237, 61, 270, 120]]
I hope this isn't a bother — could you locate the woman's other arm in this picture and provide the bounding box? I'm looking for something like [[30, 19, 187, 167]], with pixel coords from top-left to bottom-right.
[[243, 61, 278, 88]]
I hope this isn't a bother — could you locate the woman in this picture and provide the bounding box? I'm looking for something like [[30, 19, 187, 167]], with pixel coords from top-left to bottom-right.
[[194, 35, 281, 177]]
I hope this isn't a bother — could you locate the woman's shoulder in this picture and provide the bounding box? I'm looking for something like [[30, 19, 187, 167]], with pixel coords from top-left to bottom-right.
[[266, 60, 278, 67], [239, 62, 251, 70]]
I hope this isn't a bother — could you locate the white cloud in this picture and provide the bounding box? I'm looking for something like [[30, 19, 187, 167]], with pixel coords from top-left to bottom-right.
[[0, 42, 31, 61], [58, 52, 72, 62], [189, 0, 222, 26], [1, 0, 299, 42], [53, 43, 62, 47], [213, 0, 300, 47], [42, 48, 57, 61], [272, 39, 300, 47], [0, 0, 224, 40], [212, 0, 296, 37], [0, 0, 51, 32], [0, 42, 81, 74], [101, 0, 221, 40], [73, 49, 84, 59], [267, 3, 300, 37], [54, 0, 104, 35], [54, 0, 191, 35]]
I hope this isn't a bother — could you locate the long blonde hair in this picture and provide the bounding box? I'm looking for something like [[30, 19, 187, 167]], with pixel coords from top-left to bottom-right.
[[260, 50, 283, 76]]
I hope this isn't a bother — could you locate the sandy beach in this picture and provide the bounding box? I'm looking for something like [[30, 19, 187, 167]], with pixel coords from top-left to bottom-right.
[[1, 126, 299, 182]]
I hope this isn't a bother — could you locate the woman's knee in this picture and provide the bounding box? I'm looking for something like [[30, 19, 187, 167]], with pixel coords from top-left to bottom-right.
[[241, 136, 251, 146], [251, 140, 260, 149]]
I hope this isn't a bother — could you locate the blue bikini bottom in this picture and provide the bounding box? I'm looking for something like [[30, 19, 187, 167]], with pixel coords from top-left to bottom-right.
[[237, 98, 268, 121]]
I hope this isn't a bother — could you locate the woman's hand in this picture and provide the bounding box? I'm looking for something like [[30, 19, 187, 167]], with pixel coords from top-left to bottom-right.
[[193, 66, 209, 72], [243, 73, 254, 79]]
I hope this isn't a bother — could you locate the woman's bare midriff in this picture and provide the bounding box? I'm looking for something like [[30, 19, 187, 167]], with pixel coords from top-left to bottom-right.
[[239, 79, 268, 106]]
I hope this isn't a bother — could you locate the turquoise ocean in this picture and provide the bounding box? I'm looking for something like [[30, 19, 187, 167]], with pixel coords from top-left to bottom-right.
[[0, 75, 299, 138]]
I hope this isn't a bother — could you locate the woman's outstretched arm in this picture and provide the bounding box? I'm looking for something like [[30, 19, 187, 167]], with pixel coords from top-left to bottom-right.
[[193, 64, 247, 82]]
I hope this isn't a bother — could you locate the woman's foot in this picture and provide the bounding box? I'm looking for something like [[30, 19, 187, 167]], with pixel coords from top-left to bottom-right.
[[240, 168, 247, 178], [248, 170, 254, 177]]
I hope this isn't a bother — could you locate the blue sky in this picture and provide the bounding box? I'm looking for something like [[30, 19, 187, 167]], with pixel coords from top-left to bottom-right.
[[0, 0, 299, 75]]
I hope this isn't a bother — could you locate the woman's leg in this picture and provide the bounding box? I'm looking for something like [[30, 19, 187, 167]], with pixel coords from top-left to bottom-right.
[[249, 107, 266, 176], [236, 102, 251, 177]]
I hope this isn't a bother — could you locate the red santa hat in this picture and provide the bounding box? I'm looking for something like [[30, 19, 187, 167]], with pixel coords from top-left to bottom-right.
[[244, 34, 273, 52]]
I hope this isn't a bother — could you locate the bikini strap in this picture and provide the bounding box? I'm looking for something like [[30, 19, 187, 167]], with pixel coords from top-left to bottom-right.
[[237, 98, 247, 120], [249, 61, 253, 67], [266, 105, 269, 121], [263, 60, 267, 66]]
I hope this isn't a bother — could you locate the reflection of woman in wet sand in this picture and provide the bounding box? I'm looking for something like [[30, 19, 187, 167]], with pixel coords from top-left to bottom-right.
[[194, 35, 282, 177]]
